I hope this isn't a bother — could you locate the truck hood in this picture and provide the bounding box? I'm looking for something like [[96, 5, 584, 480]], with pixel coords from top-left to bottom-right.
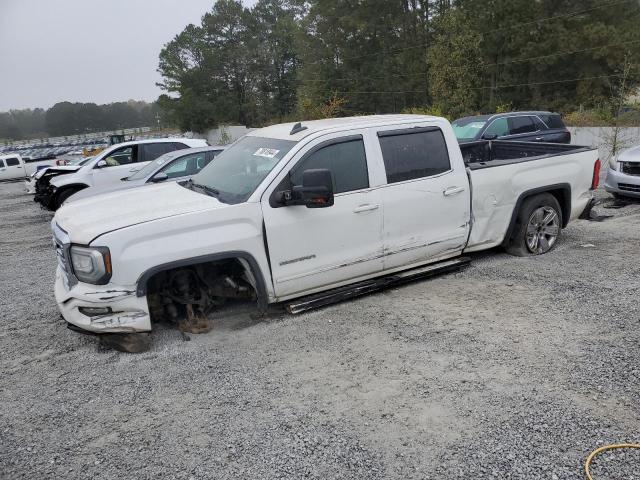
[[55, 182, 225, 244], [66, 179, 144, 203]]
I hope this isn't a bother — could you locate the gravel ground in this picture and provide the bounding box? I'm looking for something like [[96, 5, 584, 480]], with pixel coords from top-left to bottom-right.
[[1, 180, 639, 479]]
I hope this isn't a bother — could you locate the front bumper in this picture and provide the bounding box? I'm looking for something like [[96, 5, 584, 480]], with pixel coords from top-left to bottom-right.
[[604, 167, 640, 198], [55, 268, 151, 333]]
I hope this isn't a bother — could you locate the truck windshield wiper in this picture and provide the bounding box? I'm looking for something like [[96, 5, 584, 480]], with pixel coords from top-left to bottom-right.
[[185, 179, 220, 197]]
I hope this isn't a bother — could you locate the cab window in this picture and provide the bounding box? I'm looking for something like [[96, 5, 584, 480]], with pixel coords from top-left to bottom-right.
[[378, 128, 450, 183], [290, 138, 369, 194], [5, 158, 20, 166]]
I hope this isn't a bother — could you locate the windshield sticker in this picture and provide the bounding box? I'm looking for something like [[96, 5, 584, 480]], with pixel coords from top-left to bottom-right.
[[253, 148, 279, 158]]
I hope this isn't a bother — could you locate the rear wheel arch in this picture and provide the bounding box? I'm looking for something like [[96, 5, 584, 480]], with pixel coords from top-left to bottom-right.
[[501, 183, 571, 247]]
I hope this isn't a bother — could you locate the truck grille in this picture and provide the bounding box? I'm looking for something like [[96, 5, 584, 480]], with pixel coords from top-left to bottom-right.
[[621, 162, 640, 176], [618, 183, 640, 193], [52, 222, 76, 290]]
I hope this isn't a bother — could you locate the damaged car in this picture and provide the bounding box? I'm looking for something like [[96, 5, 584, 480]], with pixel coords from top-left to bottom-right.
[[50, 114, 600, 351]]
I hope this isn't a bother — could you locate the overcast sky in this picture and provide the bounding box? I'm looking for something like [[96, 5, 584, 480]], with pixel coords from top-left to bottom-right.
[[0, 0, 256, 111]]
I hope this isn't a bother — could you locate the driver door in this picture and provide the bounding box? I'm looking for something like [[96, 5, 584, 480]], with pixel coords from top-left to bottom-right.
[[261, 132, 384, 299], [92, 146, 138, 186]]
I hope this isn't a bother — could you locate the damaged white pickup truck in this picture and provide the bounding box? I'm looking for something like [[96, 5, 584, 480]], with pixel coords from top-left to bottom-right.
[[51, 115, 600, 351]]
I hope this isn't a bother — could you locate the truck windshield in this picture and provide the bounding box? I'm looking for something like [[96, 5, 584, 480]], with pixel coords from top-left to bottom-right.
[[451, 118, 488, 141], [186, 136, 296, 204]]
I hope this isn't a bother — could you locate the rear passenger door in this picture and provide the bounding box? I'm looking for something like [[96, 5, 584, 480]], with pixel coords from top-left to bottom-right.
[[375, 126, 471, 270]]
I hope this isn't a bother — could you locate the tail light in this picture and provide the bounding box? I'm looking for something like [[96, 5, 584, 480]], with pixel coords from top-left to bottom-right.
[[591, 159, 601, 190]]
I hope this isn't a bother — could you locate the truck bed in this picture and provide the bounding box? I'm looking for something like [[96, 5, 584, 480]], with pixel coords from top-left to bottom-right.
[[459, 140, 594, 169], [461, 140, 598, 253]]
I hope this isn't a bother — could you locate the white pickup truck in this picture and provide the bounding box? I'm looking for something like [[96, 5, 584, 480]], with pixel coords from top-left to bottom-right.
[[51, 115, 600, 348], [0, 154, 28, 181]]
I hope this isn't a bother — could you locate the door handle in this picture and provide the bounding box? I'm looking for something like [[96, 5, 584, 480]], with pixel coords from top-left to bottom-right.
[[353, 203, 380, 213], [443, 186, 465, 197], [535, 137, 543, 141], [129, 168, 140, 172]]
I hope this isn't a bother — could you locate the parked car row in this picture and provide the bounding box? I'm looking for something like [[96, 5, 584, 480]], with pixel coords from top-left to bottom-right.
[[45, 114, 602, 352]]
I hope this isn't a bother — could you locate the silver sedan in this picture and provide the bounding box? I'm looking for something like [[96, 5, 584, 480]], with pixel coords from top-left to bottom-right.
[[66, 146, 225, 203], [605, 144, 640, 198]]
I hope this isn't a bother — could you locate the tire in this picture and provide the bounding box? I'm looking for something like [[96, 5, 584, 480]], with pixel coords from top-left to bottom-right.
[[55, 187, 81, 209], [505, 193, 562, 257]]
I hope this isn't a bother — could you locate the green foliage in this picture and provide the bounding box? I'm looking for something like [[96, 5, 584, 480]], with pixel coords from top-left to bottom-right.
[[158, 0, 301, 131], [426, 9, 484, 118], [297, 93, 348, 120], [494, 103, 513, 114], [401, 106, 445, 118], [564, 109, 611, 127], [158, 0, 639, 129]]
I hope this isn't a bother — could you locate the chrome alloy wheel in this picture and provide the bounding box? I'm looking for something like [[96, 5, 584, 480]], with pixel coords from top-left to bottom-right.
[[526, 206, 560, 254]]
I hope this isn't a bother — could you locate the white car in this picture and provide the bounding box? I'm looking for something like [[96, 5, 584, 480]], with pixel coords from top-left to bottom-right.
[[51, 115, 599, 347], [66, 146, 225, 203], [35, 138, 208, 209]]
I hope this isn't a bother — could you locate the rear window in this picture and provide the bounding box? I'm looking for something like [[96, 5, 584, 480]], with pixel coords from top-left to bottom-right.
[[378, 128, 451, 183], [539, 114, 565, 129]]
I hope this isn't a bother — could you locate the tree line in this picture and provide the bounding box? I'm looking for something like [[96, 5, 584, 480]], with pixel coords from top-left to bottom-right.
[[0, 100, 164, 140], [158, 0, 640, 131]]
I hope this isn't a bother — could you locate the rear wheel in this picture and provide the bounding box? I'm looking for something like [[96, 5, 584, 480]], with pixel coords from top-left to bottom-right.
[[506, 193, 562, 256]]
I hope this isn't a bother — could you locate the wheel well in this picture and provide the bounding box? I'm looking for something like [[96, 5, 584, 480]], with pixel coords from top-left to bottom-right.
[[55, 183, 88, 199], [137, 253, 268, 327], [502, 184, 571, 246]]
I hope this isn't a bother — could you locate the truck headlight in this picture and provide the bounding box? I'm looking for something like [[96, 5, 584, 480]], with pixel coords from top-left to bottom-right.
[[609, 156, 617, 170], [70, 246, 112, 284]]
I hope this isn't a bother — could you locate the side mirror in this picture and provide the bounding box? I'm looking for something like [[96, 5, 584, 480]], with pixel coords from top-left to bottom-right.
[[96, 159, 107, 168], [482, 133, 498, 140], [292, 169, 334, 208], [150, 172, 169, 183]]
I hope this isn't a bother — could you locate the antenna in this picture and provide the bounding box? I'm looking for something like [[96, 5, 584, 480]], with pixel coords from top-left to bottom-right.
[[290, 122, 308, 135]]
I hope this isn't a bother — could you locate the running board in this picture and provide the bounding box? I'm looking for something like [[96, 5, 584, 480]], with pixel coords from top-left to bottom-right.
[[286, 257, 471, 315]]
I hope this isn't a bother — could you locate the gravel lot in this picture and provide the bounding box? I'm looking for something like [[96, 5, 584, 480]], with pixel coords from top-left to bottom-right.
[[1, 180, 639, 479]]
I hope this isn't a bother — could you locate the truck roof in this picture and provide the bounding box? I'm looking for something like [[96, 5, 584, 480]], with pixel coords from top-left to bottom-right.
[[248, 114, 442, 141]]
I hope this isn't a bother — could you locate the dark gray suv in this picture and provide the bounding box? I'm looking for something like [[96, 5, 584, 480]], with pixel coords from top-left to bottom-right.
[[452, 111, 571, 144]]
